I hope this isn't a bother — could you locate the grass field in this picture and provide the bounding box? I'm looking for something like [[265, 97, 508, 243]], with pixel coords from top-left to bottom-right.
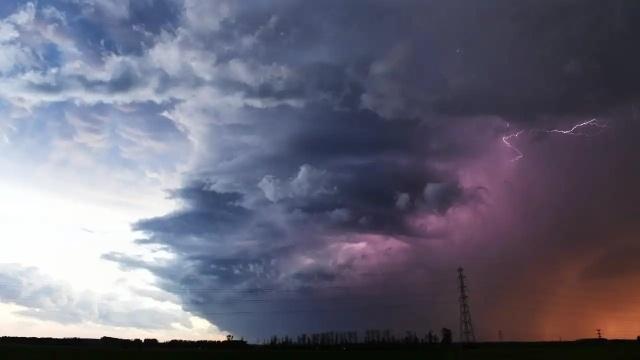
[[1, 342, 639, 359]]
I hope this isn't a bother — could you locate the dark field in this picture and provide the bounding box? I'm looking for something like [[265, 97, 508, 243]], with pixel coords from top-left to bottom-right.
[[2, 342, 640, 359]]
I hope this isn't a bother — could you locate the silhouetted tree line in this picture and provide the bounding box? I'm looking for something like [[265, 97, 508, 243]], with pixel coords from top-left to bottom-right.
[[0, 336, 247, 349], [0, 329, 456, 350], [3, 332, 638, 351], [265, 328, 453, 348]]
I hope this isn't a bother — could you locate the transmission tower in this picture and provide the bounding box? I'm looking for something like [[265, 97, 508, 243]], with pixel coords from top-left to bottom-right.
[[457, 267, 476, 343]]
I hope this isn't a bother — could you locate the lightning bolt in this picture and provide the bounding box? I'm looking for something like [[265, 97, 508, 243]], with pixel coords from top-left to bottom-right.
[[502, 130, 525, 162], [544, 118, 607, 136], [501, 118, 607, 162]]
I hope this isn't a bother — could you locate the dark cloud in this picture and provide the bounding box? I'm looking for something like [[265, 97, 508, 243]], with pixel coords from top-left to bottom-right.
[[91, 0, 640, 340], [431, 0, 640, 118], [209, 0, 640, 121], [581, 247, 640, 280], [134, 186, 248, 238]]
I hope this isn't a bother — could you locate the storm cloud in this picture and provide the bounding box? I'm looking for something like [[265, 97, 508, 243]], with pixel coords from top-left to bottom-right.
[[97, 0, 640, 340], [1, 0, 638, 340]]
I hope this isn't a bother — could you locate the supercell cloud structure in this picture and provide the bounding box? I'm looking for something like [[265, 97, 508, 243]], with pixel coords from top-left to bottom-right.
[[1, 0, 640, 340]]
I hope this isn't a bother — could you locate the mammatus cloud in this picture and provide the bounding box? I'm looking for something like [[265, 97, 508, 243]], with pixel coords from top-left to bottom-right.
[[1, 0, 640, 341]]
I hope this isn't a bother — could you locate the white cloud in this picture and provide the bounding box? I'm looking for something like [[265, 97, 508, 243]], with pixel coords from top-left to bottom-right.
[[259, 164, 335, 203], [7, 2, 36, 26], [0, 263, 188, 329], [0, 42, 36, 74], [74, 0, 131, 19], [257, 175, 285, 202], [0, 22, 19, 42], [290, 164, 331, 197], [183, 0, 233, 33], [64, 111, 110, 149], [395, 192, 411, 210], [0, 301, 224, 341], [0, 181, 227, 338]]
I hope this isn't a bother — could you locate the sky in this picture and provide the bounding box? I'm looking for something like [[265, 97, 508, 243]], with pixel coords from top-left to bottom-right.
[[0, 0, 640, 342]]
